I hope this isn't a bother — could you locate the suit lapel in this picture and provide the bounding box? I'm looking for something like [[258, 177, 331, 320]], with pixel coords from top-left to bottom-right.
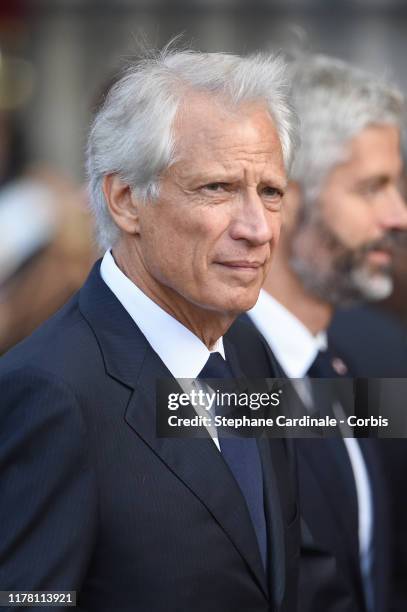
[[126, 341, 268, 597], [224, 337, 286, 605], [79, 260, 148, 388], [258, 437, 286, 607], [79, 261, 268, 598]]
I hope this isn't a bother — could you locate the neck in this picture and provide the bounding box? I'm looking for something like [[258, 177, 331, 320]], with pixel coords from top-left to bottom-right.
[[112, 246, 235, 349], [263, 254, 333, 336]]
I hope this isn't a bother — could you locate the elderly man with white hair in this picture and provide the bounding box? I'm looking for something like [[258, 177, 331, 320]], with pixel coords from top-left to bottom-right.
[[0, 45, 300, 611], [249, 53, 407, 612]]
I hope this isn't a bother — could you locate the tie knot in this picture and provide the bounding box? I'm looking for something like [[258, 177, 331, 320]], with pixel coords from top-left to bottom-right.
[[198, 352, 234, 379]]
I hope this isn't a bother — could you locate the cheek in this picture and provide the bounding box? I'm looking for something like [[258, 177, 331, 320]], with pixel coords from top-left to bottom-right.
[[151, 233, 193, 278], [144, 215, 218, 286], [190, 211, 232, 260], [138, 211, 185, 279], [321, 195, 374, 247], [271, 214, 282, 244]]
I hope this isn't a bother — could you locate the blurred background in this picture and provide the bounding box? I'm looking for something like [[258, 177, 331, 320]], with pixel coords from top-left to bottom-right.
[[1, 0, 407, 354]]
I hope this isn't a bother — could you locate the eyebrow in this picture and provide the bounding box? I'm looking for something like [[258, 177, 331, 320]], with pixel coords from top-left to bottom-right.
[[356, 175, 390, 189], [191, 171, 287, 191], [261, 177, 288, 191]]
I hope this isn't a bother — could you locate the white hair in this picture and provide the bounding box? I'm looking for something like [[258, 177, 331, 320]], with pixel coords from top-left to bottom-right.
[[87, 43, 297, 249], [289, 53, 404, 202]]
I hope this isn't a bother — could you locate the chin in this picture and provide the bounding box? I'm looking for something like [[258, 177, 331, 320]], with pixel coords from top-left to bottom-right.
[[350, 267, 394, 302], [224, 292, 260, 315], [196, 282, 261, 316]]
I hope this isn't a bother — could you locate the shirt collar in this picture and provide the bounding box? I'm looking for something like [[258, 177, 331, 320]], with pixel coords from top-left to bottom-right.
[[100, 250, 225, 379], [248, 289, 327, 378]]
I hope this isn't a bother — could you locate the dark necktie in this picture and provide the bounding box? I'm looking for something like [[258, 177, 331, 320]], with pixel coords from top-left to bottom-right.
[[198, 352, 268, 569]]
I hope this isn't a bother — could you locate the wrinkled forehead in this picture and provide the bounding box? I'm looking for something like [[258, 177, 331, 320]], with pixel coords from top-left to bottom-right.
[[170, 92, 284, 173]]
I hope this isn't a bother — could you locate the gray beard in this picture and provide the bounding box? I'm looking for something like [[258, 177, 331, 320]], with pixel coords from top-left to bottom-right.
[[288, 210, 396, 307], [290, 253, 393, 306]]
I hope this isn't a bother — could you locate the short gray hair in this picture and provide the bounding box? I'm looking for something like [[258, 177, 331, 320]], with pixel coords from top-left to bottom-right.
[[289, 53, 404, 203], [87, 43, 297, 249]]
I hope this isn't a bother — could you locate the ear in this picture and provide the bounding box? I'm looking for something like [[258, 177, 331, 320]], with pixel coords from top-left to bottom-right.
[[102, 174, 141, 236], [282, 181, 303, 230]]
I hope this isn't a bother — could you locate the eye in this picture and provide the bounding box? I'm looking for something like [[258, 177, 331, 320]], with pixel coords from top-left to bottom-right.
[[360, 184, 379, 196], [202, 182, 228, 192], [262, 186, 283, 199]]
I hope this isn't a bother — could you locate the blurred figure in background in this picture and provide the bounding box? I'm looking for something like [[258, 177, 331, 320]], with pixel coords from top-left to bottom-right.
[[381, 239, 407, 325], [249, 53, 407, 612], [0, 52, 96, 354], [379, 163, 407, 324]]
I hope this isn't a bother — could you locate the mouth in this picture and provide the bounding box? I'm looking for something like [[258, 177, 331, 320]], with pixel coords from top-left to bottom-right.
[[217, 260, 264, 268], [365, 249, 392, 266], [213, 261, 265, 282], [216, 261, 264, 271]]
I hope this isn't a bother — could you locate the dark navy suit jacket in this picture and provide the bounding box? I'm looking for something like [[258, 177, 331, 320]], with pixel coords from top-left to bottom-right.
[[0, 262, 299, 612], [329, 305, 407, 612]]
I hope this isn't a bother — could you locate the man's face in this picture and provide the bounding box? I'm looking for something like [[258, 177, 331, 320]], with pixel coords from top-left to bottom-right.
[[133, 96, 286, 316], [289, 124, 407, 305]]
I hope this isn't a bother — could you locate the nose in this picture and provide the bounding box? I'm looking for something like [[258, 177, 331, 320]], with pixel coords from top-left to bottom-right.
[[229, 189, 278, 246], [377, 187, 407, 231]]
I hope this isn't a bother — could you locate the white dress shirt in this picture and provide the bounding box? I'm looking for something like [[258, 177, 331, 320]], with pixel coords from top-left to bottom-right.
[[100, 250, 224, 448], [249, 290, 373, 578], [249, 289, 327, 378], [100, 250, 225, 377]]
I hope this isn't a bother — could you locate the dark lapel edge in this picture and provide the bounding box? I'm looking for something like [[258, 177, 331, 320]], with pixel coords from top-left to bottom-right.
[[225, 336, 286, 603], [258, 437, 287, 608]]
